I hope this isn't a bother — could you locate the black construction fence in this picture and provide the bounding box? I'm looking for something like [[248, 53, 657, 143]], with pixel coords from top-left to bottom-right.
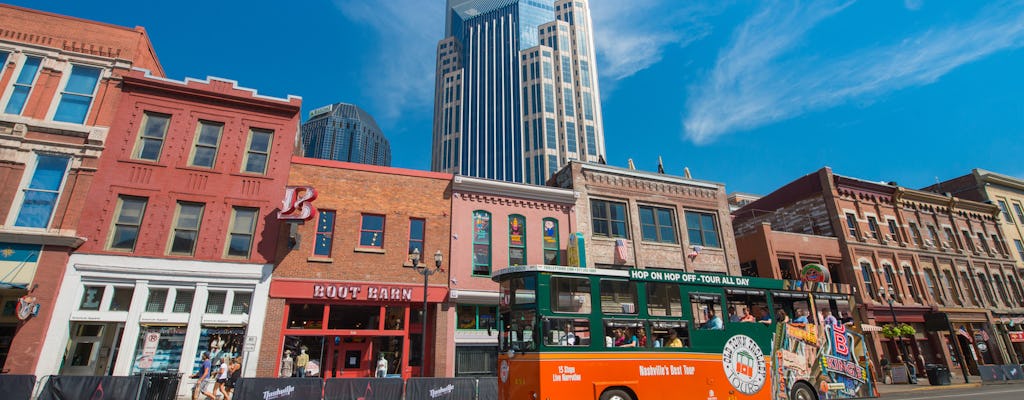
[[977, 364, 1024, 383], [29, 373, 182, 400]]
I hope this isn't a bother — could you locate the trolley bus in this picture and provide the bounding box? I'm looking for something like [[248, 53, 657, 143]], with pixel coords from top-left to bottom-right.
[[493, 266, 878, 400]]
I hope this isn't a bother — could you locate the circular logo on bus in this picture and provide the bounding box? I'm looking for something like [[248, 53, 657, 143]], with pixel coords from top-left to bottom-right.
[[722, 335, 767, 394], [500, 359, 510, 383]]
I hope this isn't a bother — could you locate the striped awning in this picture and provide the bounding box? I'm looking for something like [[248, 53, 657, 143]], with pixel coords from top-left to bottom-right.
[[861, 323, 884, 332]]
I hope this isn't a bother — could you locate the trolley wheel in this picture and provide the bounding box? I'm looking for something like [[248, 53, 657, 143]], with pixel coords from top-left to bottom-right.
[[599, 389, 634, 400], [790, 382, 817, 400]]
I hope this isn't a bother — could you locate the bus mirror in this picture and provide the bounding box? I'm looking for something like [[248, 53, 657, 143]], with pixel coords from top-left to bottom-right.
[[507, 348, 516, 359]]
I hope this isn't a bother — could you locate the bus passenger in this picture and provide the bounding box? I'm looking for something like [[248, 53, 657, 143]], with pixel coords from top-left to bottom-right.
[[822, 310, 838, 326], [728, 306, 740, 322], [666, 329, 683, 347], [793, 309, 808, 324], [775, 309, 790, 324], [617, 328, 637, 347], [740, 307, 756, 322], [702, 311, 723, 330], [637, 327, 648, 347], [758, 308, 772, 324]]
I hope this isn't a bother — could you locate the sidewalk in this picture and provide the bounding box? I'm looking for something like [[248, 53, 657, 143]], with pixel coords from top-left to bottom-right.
[[875, 375, 981, 395]]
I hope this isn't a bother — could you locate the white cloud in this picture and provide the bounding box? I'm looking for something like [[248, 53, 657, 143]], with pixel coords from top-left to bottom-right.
[[334, 0, 443, 124], [683, 0, 1024, 144], [590, 0, 723, 81]]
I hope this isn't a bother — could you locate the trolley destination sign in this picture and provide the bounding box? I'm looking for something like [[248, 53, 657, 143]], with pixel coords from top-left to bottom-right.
[[628, 268, 785, 289]]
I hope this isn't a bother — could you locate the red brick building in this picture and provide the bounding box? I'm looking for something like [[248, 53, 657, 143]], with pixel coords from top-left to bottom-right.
[[0, 4, 162, 374], [258, 158, 453, 378], [734, 167, 1018, 376], [33, 67, 300, 395]]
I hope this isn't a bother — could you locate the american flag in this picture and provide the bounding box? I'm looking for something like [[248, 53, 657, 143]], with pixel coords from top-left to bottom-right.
[[615, 239, 628, 261], [957, 326, 973, 343], [978, 328, 990, 342]]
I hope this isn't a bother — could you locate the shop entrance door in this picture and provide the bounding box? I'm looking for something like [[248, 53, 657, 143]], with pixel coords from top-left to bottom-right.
[[323, 337, 373, 378], [62, 322, 121, 376]]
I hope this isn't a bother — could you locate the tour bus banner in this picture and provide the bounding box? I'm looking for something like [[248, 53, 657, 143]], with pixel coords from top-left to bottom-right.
[[38, 376, 142, 400], [405, 377, 477, 400], [233, 378, 323, 400], [0, 375, 34, 400], [478, 377, 498, 400], [628, 268, 784, 289], [324, 378, 403, 400]]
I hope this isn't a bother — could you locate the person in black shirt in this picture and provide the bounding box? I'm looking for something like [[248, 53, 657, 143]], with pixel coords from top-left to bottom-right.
[[224, 357, 242, 399]]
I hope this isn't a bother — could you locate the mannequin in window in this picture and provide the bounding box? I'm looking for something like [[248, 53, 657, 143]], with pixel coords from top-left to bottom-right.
[[280, 349, 294, 378], [295, 347, 309, 377], [375, 353, 388, 377]]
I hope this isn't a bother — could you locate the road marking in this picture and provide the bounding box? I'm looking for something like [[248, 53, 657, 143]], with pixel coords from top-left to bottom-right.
[[898, 388, 1024, 400]]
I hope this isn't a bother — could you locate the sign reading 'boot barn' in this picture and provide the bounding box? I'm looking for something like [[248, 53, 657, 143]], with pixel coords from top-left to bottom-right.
[[312, 284, 413, 301], [268, 279, 449, 302]]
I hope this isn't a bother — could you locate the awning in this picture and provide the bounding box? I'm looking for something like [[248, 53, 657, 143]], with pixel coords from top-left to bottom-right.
[[861, 323, 884, 332]]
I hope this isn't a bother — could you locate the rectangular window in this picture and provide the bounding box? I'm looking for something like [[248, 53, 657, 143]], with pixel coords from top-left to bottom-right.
[[591, 199, 628, 238], [685, 211, 720, 248], [961, 230, 976, 252], [941, 270, 962, 305], [886, 220, 901, 242], [960, 271, 981, 306], [132, 112, 170, 161], [543, 317, 591, 347], [109, 287, 134, 312], [998, 200, 1013, 223], [600, 279, 638, 315], [992, 234, 1006, 255], [866, 217, 880, 239], [314, 210, 336, 257], [927, 225, 940, 245], [167, 202, 203, 255], [108, 196, 147, 251], [690, 293, 723, 329], [563, 88, 574, 117], [206, 291, 226, 314], [14, 154, 70, 228], [944, 227, 958, 249], [1007, 275, 1024, 307], [639, 205, 677, 244], [231, 292, 251, 314], [1014, 203, 1024, 224], [145, 289, 168, 312], [458, 304, 498, 329], [544, 84, 554, 113], [542, 218, 560, 264], [0, 51, 8, 70], [189, 120, 223, 168], [976, 232, 990, 253], [993, 275, 1012, 306], [242, 128, 273, 174], [923, 269, 942, 304], [551, 276, 591, 313], [4, 55, 42, 115], [172, 289, 194, 313], [977, 273, 997, 305], [472, 211, 491, 275], [79, 286, 105, 311], [408, 218, 425, 256], [508, 215, 526, 266], [53, 65, 102, 123], [1015, 240, 1024, 261], [860, 262, 876, 300], [908, 222, 922, 246], [845, 213, 858, 237], [902, 266, 920, 302], [359, 214, 385, 248], [225, 207, 258, 258], [647, 282, 682, 317]]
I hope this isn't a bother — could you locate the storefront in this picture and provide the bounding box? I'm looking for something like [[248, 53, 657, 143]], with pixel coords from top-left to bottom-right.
[[35, 254, 271, 397], [267, 279, 447, 379]]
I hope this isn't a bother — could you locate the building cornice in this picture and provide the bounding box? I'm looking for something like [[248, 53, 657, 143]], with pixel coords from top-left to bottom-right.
[[575, 161, 722, 190], [0, 229, 85, 248], [975, 169, 1024, 193], [453, 175, 577, 204]]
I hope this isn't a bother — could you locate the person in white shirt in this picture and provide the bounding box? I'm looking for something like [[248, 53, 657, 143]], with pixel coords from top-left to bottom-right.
[[214, 355, 230, 400]]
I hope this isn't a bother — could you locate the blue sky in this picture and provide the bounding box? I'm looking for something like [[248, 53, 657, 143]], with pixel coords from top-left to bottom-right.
[[15, 0, 1024, 195]]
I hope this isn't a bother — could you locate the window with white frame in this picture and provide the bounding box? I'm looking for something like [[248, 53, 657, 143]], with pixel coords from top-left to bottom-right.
[[866, 216, 880, 239], [53, 64, 102, 124], [242, 128, 273, 174], [225, 207, 258, 258], [108, 195, 148, 251], [0, 51, 8, 71], [189, 120, 223, 168], [79, 286, 105, 311], [1014, 203, 1024, 225], [168, 202, 204, 255], [998, 200, 1014, 223], [146, 288, 168, 312], [4, 55, 42, 115], [886, 219, 901, 242], [132, 112, 170, 161], [206, 291, 227, 313], [845, 213, 859, 237], [109, 286, 134, 312], [231, 292, 251, 314], [172, 289, 194, 313], [13, 154, 70, 228]]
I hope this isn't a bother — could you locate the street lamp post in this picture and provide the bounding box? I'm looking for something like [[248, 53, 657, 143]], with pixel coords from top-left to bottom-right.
[[405, 248, 443, 377], [879, 287, 909, 364]]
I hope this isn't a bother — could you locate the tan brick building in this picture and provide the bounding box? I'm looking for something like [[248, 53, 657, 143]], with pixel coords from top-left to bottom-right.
[[927, 169, 1024, 363], [551, 161, 739, 275], [257, 157, 453, 378], [734, 167, 1019, 377]]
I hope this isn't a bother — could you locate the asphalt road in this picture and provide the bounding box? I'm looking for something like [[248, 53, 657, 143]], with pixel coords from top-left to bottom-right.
[[881, 384, 1024, 400]]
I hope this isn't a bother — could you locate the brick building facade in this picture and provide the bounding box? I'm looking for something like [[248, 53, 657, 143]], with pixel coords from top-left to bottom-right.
[[734, 167, 1019, 377], [33, 68, 300, 400], [447, 175, 577, 376], [551, 161, 740, 275], [0, 5, 162, 374], [258, 158, 453, 379]]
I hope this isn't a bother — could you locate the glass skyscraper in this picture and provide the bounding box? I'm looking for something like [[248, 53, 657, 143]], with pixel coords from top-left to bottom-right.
[[300, 102, 391, 166], [432, 0, 605, 184]]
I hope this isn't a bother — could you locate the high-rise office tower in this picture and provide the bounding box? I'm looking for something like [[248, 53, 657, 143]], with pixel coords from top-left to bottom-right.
[[301, 102, 392, 166], [432, 0, 605, 184]]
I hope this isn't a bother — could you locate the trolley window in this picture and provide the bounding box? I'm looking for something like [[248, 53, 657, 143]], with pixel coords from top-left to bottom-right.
[[646, 282, 683, 317], [551, 276, 591, 314], [600, 279, 638, 315]]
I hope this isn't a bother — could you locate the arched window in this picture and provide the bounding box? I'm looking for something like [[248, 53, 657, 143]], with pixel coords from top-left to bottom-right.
[[542, 218, 560, 265], [472, 211, 492, 275], [509, 215, 526, 266]]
